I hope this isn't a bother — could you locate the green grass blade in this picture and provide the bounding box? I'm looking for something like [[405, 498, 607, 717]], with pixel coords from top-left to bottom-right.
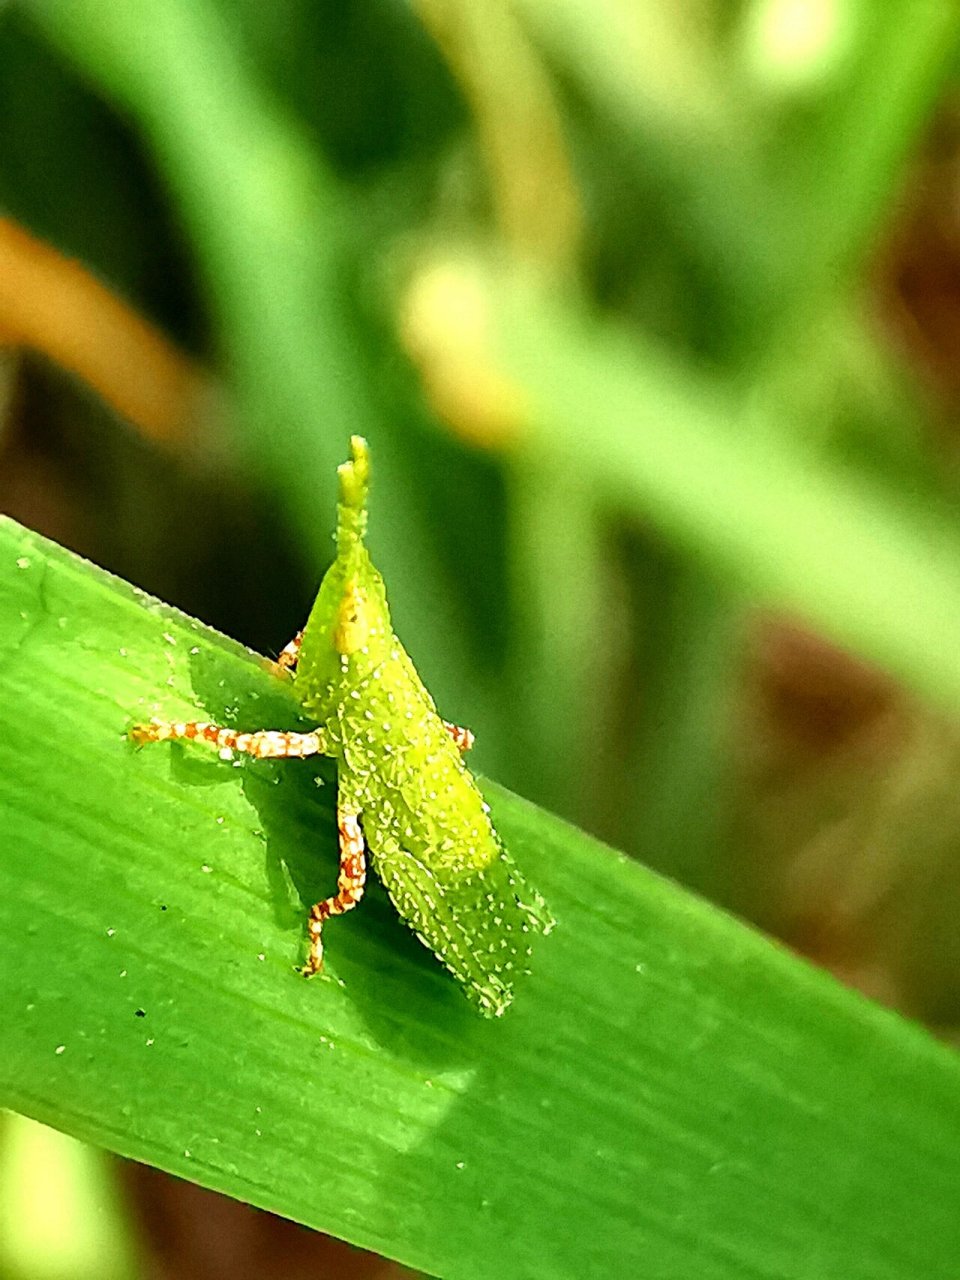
[[753, 5, 959, 332], [494, 280, 960, 718], [3, 517, 960, 1278], [626, 558, 739, 892], [514, 2, 959, 355]]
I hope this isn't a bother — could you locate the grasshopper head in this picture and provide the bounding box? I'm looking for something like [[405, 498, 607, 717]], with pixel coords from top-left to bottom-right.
[[297, 437, 395, 714]]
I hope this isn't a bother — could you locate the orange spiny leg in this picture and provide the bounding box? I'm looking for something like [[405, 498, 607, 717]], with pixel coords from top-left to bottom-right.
[[275, 630, 303, 673], [443, 720, 475, 753], [302, 809, 367, 976], [130, 718, 326, 760]]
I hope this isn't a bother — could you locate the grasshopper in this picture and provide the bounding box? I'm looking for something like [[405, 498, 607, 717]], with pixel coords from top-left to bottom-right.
[[133, 437, 553, 1016]]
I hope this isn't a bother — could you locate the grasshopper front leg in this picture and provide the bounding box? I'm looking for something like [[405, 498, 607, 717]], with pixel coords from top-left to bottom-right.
[[130, 717, 327, 760]]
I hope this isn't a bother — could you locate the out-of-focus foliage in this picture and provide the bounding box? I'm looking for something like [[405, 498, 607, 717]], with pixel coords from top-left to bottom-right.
[[0, 1113, 135, 1280]]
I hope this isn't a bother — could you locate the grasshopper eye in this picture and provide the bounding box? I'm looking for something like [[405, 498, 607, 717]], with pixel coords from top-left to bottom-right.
[[334, 581, 370, 654]]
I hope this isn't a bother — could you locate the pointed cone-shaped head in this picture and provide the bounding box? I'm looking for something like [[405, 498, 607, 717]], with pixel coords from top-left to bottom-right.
[[296, 438, 394, 721]]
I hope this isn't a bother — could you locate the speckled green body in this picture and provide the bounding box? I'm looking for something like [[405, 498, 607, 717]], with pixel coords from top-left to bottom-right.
[[295, 438, 552, 1016]]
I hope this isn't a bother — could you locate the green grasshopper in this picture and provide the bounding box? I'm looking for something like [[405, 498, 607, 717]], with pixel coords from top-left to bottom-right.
[[133, 436, 553, 1016]]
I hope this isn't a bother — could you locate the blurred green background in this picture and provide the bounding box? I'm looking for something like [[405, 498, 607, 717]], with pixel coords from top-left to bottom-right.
[[4, 0, 960, 1275]]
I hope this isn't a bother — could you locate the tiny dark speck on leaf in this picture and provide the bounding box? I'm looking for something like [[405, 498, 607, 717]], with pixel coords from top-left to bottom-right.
[[134, 1009, 146, 1018]]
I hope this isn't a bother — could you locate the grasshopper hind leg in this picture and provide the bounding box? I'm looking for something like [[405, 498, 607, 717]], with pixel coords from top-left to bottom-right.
[[302, 809, 367, 975]]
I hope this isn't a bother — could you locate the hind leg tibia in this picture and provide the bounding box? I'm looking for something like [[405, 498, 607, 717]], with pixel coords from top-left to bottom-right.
[[302, 809, 367, 976]]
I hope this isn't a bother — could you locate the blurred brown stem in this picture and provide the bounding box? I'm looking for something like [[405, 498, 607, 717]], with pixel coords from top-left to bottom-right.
[[0, 216, 210, 449]]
